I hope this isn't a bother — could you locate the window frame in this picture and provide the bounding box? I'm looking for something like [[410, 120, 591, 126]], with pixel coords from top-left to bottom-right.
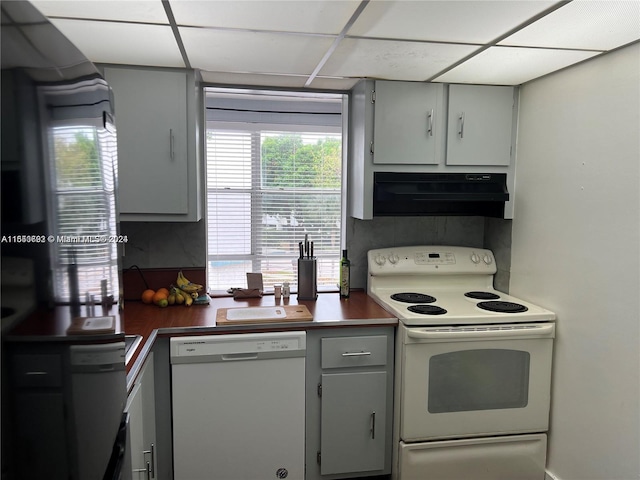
[[204, 89, 347, 293]]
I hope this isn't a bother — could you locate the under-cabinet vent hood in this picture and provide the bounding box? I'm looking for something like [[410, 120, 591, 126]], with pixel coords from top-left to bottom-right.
[[373, 172, 509, 218]]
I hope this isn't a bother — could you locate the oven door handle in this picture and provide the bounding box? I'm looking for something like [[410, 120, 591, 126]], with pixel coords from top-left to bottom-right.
[[406, 323, 555, 341]]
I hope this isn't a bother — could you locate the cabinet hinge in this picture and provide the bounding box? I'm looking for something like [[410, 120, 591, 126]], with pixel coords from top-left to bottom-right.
[[317, 451, 321, 465], [317, 383, 322, 397]]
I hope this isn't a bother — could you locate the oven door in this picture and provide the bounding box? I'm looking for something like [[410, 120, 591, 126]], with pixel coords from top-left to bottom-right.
[[400, 323, 554, 441]]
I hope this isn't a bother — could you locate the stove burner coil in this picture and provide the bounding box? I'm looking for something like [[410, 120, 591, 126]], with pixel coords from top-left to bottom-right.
[[477, 301, 528, 313], [407, 305, 448, 315], [464, 291, 501, 300], [391, 293, 436, 304]]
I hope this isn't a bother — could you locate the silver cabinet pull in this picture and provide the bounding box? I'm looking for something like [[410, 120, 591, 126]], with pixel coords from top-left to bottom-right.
[[427, 109, 434, 137], [458, 112, 465, 138], [341, 351, 371, 357], [369, 140, 374, 155], [25, 371, 48, 376], [169, 129, 175, 160], [143, 443, 155, 478], [133, 462, 151, 480], [370, 411, 376, 439]]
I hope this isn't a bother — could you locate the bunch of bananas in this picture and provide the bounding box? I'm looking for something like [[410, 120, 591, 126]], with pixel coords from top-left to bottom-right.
[[169, 271, 204, 307]]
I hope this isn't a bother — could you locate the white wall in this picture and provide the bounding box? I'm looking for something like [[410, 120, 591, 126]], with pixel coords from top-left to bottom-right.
[[511, 43, 640, 480]]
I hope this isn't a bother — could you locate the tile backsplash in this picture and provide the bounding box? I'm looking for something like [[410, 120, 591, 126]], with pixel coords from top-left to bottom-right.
[[121, 215, 512, 293]]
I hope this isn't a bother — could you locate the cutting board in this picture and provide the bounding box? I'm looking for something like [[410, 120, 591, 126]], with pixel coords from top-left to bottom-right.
[[66, 316, 115, 334], [216, 305, 313, 326]]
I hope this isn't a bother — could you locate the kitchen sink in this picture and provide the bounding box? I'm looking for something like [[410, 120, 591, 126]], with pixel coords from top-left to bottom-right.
[[124, 334, 142, 364]]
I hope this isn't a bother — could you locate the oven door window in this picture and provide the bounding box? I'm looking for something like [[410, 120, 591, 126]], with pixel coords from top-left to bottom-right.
[[428, 349, 530, 413]]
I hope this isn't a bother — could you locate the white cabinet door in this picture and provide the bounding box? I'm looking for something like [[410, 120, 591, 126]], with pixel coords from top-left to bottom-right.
[[125, 382, 146, 480], [373, 81, 444, 165], [446, 84, 515, 166], [105, 68, 189, 217]]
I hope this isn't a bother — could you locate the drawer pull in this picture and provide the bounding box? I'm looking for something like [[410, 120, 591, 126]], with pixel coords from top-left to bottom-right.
[[341, 351, 371, 357], [25, 371, 48, 376]]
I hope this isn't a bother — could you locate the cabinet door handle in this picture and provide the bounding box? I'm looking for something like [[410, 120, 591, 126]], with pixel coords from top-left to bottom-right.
[[169, 129, 175, 160], [133, 462, 151, 480], [143, 443, 155, 478], [458, 112, 465, 139], [369, 140, 374, 155], [342, 351, 371, 357], [370, 411, 376, 439], [427, 109, 434, 137]]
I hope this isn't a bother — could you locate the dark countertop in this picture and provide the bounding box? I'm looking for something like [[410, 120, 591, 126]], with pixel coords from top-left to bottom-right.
[[3, 291, 398, 391]]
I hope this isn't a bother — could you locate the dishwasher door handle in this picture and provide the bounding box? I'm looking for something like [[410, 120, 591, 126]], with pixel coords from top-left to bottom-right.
[[221, 353, 259, 361]]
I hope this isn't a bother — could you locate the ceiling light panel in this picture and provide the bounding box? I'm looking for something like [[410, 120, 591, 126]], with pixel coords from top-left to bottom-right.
[[434, 46, 600, 85], [30, 1, 169, 24], [499, 0, 640, 50], [319, 37, 478, 81], [180, 27, 335, 75], [348, 0, 559, 44], [170, 0, 360, 34], [46, 19, 185, 67]]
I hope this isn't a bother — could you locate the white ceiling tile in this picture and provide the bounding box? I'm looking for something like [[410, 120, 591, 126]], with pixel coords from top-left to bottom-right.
[[434, 46, 600, 85], [47, 19, 185, 67], [499, 0, 640, 50], [170, 0, 360, 34], [348, 0, 558, 44], [200, 70, 308, 88], [180, 27, 334, 75], [30, 1, 169, 24], [307, 76, 359, 91], [319, 37, 478, 81]]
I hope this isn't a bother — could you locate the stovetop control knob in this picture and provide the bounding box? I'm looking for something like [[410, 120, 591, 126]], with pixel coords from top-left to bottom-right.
[[375, 254, 386, 266], [470, 253, 480, 264], [388, 253, 399, 264], [483, 254, 493, 265]]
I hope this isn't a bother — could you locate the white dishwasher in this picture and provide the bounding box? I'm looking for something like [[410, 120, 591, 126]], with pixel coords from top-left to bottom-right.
[[171, 331, 306, 480]]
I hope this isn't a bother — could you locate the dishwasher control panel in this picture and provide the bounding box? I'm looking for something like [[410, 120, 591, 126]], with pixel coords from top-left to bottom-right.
[[170, 332, 306, 362]]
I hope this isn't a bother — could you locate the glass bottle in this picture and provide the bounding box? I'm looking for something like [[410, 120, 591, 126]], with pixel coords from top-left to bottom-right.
[[339, 249, 350, 298]]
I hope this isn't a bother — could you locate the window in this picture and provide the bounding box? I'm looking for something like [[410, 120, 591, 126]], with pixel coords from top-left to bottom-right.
[[42, 79, 120, 303], [205, 88, 345, 292]]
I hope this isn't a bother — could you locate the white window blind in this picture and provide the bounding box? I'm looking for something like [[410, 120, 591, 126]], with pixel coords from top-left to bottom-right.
[[205, 88, 344, 292], [48, 123, 119, 302]]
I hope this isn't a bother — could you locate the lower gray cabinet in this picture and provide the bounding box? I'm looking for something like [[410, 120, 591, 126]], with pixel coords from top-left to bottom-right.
[[306, 327, 394, 480]]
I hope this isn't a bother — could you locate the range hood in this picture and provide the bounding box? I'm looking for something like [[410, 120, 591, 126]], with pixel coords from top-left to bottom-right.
[[373, 172, 509, 218]]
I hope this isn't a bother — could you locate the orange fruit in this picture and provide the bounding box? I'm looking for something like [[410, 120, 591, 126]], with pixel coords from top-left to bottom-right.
[[157, 287, 170, 296], [141, 289, 155, 304], [152, 290, 168, 305]]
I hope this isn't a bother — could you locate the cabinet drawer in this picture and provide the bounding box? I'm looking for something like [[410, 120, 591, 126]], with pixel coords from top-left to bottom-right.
[[13, 354, 62, 388], [321, 336, 387, 369]]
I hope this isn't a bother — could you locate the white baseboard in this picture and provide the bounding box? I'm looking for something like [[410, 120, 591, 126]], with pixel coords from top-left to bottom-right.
[[545, 471, 561, 480]]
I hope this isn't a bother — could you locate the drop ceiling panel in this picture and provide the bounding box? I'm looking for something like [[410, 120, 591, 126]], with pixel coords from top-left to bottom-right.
[[180, 27, 334, 75], [499, 0, 640, 50], [47, 19, 185, 67], [30, 0, 169, 24], [319, 37, 478, 81], [348, 0, 559, 44], [201, 71, 308, 88], [434, 46, 600, 85], [170, 0, 360, 34]]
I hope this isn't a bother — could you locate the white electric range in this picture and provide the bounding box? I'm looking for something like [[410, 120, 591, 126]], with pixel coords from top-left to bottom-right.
[[367, 245, 556, 480]]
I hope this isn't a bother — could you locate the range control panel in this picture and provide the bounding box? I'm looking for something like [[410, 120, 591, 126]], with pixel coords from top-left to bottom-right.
[[368, 245, 497, 276]]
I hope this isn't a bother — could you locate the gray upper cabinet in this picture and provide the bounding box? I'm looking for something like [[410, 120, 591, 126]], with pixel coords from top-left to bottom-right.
[[446, 84, 516, 166], [373, 81, 445, 165], [103, 67, 202, 222]]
